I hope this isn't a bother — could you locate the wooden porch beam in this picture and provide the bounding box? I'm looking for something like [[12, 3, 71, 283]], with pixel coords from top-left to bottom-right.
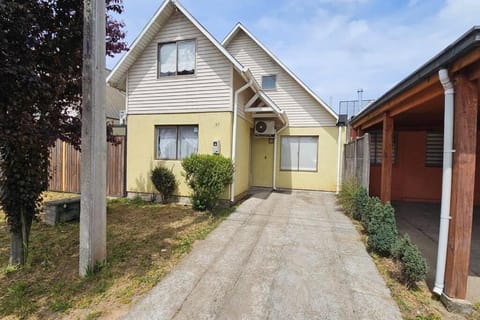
[[353, 75, 439, 129], [445, 74, 478, 299], [451, 48, 480, 74], [380, 113, 393, 203], [389, 87, 443, 117], [466, 62, 480, 81]]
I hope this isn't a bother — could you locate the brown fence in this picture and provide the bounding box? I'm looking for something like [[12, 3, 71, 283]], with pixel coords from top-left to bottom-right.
[[343, 133, 370, 190], [48, 136, 126, 197]]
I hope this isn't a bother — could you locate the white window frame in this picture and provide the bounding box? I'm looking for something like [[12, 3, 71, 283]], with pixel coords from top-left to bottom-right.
[[158, 39, 196, 78], [261, 75, 277, 90], [280, 136, 318, 172], [155, 125, 198, 160]]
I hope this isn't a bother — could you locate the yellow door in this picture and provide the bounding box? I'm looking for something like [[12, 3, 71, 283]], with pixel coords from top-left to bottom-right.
[[251, 137, 274, 187]]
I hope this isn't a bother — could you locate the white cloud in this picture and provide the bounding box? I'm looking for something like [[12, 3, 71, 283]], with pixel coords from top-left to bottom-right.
[[252, 0, 480, 111]]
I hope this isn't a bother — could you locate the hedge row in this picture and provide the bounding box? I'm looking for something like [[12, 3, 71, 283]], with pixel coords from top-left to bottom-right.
[[339, 179, 428, 288]]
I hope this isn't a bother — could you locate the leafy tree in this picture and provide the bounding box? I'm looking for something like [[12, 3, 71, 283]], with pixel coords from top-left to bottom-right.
[[0, 0, 127, 265]]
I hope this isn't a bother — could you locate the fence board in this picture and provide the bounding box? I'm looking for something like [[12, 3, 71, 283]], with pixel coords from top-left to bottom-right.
[[343, 133, 370, 190], [48, 137, 125, 197]]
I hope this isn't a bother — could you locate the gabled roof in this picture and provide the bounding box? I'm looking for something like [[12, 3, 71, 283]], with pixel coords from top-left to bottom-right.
[[107, 0, 247, 91], [222, 23, 338, 120]]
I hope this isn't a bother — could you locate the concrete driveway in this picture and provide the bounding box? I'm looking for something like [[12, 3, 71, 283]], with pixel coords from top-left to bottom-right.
[[125, 190, 401, 320]]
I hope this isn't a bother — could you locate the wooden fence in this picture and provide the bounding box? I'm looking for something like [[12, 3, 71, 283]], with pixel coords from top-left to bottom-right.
[[343, 133, 370, 190], [48, 136, 126, 197]]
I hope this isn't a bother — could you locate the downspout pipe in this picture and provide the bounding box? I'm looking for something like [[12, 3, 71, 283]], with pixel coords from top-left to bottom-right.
[[231, 80, 253, 203], [273, 114, 288, 190], [336, 125, 343, 194], [433, 68, 455, 295]]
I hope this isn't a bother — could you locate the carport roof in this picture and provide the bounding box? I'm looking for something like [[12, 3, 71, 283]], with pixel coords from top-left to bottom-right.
[[350, 26, 480, 126]]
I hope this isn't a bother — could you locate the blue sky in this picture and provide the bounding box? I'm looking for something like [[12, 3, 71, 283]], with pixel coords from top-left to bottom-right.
[[107, 0, 480, 111]]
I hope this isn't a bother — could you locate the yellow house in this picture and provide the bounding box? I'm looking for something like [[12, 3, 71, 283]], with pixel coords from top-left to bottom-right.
[[107, 0, 343, 203]]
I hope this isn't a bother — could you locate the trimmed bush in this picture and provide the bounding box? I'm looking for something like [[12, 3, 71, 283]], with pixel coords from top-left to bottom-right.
[[366, 201, 398, 256], [182, 154, 234, 211], [353, 186, 370, 221], [151, 166, 177, 204], [338, 178, 361, 216], [395, 234, 428, 288]]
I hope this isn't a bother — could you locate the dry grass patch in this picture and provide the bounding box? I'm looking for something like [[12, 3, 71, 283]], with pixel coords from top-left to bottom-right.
[[0, 194, 233, 319]]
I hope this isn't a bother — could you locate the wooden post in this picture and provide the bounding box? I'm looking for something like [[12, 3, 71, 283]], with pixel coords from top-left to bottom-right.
[[381, 113, 393, 203], [79, 0, 107, 276], [445, 74, 478, 299]]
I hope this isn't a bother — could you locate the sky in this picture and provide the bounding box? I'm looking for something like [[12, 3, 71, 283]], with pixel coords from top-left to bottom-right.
[[106, 0, 480, 112]]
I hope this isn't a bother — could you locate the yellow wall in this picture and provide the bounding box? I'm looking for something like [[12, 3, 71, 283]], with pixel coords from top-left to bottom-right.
[[274, 126, 341, 192], [251, 136, 274, 187], [126, 113, 232, 197], [234, 117, 252, 196]]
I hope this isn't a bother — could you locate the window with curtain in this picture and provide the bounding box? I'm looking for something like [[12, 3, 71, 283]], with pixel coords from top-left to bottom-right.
[[158, 40, 196, 77], [156, 125, 198, 160], [280, 136, 318, 171]]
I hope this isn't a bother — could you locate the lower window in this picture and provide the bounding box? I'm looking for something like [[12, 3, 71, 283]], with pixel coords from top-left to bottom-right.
[[156, 125, 198, 160], [280, 136, 318, 171]]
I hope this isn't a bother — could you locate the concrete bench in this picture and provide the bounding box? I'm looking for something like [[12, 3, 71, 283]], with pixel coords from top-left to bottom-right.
[[44, 196, 81, 226]]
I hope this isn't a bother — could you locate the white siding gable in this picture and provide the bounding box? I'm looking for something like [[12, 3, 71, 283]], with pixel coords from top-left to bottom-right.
[[127, 11, 233, 114], [226, 31, 336, 127]]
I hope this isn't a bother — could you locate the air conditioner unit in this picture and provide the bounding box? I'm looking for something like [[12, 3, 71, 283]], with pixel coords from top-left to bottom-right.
[[254, 120, 275, 136]]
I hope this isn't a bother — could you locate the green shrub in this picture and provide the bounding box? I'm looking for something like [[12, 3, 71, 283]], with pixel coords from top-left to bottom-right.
[[338, 178, 361, 215], [151, 166, 177, 204], [395, 234, 428, 288], [361, 196, 380, 227], [367, 201, 398, 256], [182, 154, 234, 211], [353, 187, 370, 221]]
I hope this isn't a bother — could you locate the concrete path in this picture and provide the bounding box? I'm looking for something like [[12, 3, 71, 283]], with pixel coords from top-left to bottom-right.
[[125, 190, 401, 320]]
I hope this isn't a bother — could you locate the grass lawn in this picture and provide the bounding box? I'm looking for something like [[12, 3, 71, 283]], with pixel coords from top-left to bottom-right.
[[0, 193, 233, 319]]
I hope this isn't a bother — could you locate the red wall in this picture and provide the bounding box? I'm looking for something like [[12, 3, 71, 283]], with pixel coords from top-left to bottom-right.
[[370, 131, 480, 204]]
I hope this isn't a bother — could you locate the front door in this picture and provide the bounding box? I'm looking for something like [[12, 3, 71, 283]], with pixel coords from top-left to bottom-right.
[[251, 137, 274, 187]]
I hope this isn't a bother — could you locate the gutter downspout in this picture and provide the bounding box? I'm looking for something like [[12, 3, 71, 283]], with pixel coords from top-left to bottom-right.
[[230, 80, 253, 203], [273, 114, 288, 190], [433, 69, 455, 295], [336, 125, 343, 194]]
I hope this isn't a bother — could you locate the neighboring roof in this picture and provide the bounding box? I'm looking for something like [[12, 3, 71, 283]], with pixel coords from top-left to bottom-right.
[[107, 0, 246, 91], [106, 85, 125, 119], [351, 26, 480, 125], [222, 23, 338, 120]]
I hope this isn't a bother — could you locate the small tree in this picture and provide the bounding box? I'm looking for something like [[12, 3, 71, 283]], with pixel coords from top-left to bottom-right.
[[182, 154, 234, 211], [151, 166, 177, 204], [0, 0, 127, 265]]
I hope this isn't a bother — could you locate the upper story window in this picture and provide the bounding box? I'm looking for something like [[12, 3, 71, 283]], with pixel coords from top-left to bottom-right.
[[262, 75, 277, 90], [158, 40, 196, 77]]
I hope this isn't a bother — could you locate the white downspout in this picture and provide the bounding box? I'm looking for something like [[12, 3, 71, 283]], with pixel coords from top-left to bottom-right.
[[336, 126, 343, 194], [231, 80, 253, 203], [433, 69, 455, 295], [273, 116, 288, 190]]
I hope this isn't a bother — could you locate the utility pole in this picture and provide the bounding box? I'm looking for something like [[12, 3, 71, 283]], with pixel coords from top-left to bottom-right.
[[80, 0, 107, 276]]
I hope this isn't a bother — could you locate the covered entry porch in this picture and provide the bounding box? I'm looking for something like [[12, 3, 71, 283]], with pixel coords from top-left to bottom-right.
[[350, 27, 480, 308]]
